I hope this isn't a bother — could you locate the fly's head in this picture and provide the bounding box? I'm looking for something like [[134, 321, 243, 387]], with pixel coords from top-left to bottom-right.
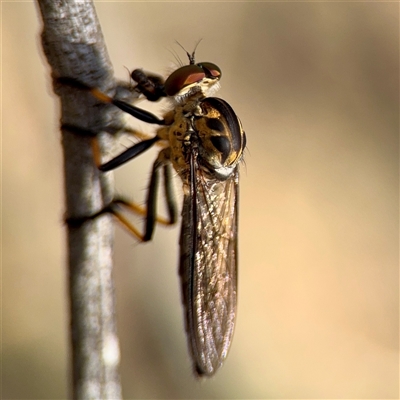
[[192, 97, 246, 180], [165, 62, 222, 103]]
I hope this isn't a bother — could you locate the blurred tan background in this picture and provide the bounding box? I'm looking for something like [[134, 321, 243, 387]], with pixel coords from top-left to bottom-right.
[[3, 1, 398, 399]]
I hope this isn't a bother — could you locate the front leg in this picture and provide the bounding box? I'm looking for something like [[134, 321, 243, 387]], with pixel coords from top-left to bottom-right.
[[57, 77, 166, 125]]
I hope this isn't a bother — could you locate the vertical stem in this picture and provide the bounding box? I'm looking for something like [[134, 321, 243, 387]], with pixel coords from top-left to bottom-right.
[[35, 0, 122, 398]]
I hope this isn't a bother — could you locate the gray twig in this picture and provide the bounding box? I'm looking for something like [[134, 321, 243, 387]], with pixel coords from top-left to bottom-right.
[[35, 0, 122, 398]]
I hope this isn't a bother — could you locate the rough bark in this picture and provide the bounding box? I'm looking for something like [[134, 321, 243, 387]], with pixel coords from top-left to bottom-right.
[[35, 0, 122, 398]]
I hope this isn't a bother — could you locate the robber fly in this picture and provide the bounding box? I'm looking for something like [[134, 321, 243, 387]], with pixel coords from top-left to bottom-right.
[[62, 45, 246, 376]]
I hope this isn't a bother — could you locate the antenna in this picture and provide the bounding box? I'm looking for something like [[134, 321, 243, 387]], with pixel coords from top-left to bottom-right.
[[175, 39, 203, 64]]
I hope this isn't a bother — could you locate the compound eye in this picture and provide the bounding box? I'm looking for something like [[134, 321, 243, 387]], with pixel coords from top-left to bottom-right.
[[197, 62, 222, 79], [164, 65, 205, 96]]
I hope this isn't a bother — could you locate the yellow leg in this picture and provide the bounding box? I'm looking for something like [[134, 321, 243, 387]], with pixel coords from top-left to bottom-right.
[[113, 199, 172, 226], [85, 86, 176, 238], [108, 199, 174, 242]]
